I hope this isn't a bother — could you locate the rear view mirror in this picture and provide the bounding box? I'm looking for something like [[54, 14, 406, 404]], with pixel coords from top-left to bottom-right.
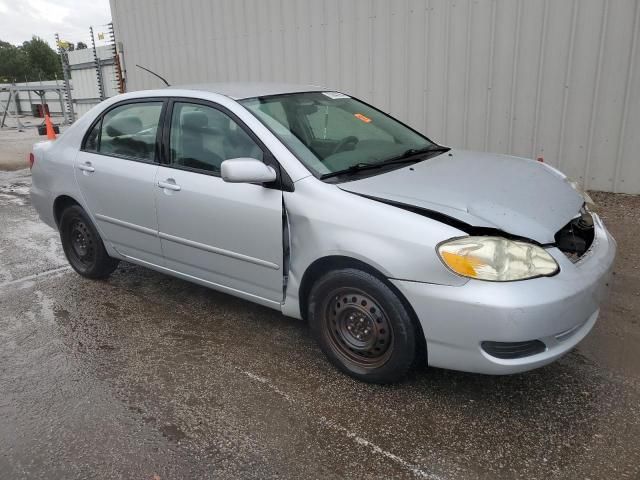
[[221, 158, 277, 184]]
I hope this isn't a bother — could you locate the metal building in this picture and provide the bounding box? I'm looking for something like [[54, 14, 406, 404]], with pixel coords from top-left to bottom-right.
[[109, 0, 640, 194], [68, 45, 120, 117]]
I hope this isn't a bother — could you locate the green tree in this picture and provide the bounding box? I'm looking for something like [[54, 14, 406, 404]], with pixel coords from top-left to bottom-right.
[[0, 40, 29, 82], [21, 36, 62, 81], [0, 36, 62, 82]]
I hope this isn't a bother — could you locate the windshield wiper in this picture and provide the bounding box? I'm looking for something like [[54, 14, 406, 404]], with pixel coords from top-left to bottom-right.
[[319, 145, 451, 180], [320, 162, 382, 180], [381, 145, 450, 165]]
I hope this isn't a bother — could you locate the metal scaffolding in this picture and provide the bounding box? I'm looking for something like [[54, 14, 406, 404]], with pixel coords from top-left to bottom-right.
[[89, 26, 106, 101], [0, 83, 70, 129], [108, 22, 126, 94], [54, 33, 75, 123]]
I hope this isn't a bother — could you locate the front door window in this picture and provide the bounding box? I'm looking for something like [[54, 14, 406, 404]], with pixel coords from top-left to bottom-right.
[[169, 102, 263, 174]]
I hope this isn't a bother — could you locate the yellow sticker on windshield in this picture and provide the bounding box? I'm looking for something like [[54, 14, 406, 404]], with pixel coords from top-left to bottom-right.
[[354, 113, 372, 123]]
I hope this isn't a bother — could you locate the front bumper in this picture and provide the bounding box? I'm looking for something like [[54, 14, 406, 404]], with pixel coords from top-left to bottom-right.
[[392, 214, 616, 375]]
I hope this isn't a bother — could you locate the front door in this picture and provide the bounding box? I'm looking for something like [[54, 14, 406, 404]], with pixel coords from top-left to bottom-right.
[[154, 100, 283, 304], [75, 99, 165, 265]]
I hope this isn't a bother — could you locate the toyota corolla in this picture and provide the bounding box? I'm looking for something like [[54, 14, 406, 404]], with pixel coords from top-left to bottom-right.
[[30, 84, 616, 383]]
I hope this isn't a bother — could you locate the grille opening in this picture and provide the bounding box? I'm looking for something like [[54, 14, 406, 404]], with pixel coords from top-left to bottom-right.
[[481, 340, 546, 359], [555, 210, 595, 263]]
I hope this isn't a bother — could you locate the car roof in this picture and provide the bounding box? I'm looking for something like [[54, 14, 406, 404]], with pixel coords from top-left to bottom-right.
[[166, 82, 327, 100]]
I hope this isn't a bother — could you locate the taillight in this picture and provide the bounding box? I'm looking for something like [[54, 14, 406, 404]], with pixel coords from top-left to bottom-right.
[[29, 152, 35, 169]]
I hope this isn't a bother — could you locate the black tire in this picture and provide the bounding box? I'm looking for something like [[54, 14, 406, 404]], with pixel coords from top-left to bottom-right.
[[59, 205, 119, 279], [308, 268, 417, 384]]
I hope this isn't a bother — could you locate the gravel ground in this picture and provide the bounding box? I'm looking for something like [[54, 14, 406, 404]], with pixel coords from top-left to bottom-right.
[[0, 169, 639, 480]]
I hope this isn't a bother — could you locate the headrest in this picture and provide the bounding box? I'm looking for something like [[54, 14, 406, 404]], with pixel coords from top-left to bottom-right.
[[181, 111, 208, 130], [105, 115, 142, 137], [207, 112, 230, 132]]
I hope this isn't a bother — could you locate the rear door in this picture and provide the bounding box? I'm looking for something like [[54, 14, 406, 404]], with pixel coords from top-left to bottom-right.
[[154, 99, 284, 304], [75, 99, 165, 265]]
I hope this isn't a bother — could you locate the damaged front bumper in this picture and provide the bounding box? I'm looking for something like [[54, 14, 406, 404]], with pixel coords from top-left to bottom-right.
[[391, 213, 616, 375]]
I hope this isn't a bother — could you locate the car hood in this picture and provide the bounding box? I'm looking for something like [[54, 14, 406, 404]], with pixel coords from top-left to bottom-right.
[[338, 149, 584, 244]]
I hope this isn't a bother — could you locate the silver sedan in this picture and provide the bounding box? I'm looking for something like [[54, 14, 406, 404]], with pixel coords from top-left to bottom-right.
[[30, 83, 616, 383]]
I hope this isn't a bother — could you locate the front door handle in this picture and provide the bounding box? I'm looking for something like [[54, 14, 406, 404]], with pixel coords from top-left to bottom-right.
[[77, 162, 95, 173], [157, 179, 181, 191]]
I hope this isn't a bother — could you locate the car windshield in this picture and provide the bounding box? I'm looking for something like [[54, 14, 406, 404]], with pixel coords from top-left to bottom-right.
[[239, 92, 440, 180]]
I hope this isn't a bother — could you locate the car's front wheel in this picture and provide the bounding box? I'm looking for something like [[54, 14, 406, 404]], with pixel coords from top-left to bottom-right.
[[59, 205, 119, 279], [308, 268, 418, 384]]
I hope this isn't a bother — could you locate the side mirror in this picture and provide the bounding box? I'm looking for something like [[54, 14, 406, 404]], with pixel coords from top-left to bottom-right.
[[221, 158, 277, 184]]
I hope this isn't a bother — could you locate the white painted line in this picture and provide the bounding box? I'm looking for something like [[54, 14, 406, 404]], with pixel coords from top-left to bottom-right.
[[238, 368, 444, 480], [0, 265, 72, 288], [240, 370, 293, 403], [318, 416, 444, 480]]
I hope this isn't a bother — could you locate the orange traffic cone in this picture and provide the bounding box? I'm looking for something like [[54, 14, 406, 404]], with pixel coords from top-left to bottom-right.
[[44, 114, 57, 140]]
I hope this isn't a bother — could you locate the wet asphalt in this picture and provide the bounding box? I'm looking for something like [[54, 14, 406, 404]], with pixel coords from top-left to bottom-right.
[[0, 170, 639, 480]]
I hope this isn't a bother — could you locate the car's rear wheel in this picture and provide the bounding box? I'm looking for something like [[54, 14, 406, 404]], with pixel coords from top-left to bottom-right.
[[308, 268, 417, 383], [59, 205, 119, 279]]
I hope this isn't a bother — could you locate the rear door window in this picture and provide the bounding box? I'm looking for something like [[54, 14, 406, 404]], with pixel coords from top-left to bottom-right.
[[84, 119, 101, 152], [93, 102, 163, 161]]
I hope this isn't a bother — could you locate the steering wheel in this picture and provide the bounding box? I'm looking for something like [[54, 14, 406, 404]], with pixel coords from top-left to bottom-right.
[[331, 136, 359, 155]]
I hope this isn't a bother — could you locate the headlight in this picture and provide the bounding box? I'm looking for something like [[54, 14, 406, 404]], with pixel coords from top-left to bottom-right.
[[437, 236, 559, 281]]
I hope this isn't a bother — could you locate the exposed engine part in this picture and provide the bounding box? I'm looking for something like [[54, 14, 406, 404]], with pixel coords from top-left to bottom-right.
[[555, 210, 595, 262]]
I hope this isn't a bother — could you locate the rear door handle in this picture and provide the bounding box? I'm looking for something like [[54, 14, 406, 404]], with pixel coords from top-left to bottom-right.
[[157, 179, 181, 191], [77, 162, 95, 173]]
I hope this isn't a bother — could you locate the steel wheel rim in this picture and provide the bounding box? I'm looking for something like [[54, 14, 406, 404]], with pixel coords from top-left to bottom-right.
[[323, 288, 393, 368], [68, 219, 95, 267]]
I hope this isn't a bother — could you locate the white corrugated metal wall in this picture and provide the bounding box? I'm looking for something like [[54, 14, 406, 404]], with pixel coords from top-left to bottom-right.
[[110, 0, 640, 194], [68, 46, 120, 117]]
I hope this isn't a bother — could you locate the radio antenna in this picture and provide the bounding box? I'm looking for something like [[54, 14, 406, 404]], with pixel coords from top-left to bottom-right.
[[135, 64, 170, 87]]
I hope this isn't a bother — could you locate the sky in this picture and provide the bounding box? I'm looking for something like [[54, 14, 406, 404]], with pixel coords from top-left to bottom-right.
[[0, 0, 112, 47]]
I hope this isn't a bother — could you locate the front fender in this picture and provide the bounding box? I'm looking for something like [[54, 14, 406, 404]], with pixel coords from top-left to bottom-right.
[[281, 177, 467, 318]]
